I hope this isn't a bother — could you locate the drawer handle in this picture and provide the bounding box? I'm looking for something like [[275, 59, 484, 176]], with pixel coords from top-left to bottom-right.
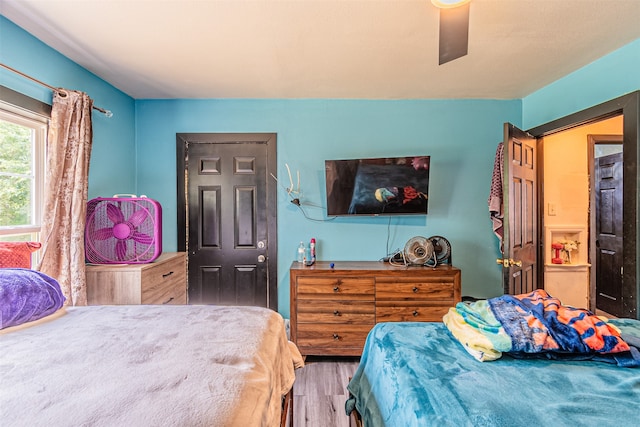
[[412, 286, 418, 293], [333, 333, 340, 341], [333, 310, 341, 316], [413, 310, 419, 317], [163, 297, 174, 305], [162, 271, 174, 278], [333, 286, 340, 292]]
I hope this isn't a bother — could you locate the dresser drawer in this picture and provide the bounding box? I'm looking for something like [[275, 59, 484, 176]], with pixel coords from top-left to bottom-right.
[[296, 324, 373, 352], [141, 274, 185, 304], [376, 302, 451, 322], [296, 277, 374, 300], [296, 300, 375, 324], [376, 280, 454, 301], [141, 254, 187, 304]]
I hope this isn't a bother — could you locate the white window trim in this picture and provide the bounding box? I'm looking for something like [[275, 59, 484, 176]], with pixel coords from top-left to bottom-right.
[[0, 100, 48, 240]]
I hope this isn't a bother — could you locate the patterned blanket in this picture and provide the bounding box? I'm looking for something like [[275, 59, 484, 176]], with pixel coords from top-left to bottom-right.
[[443, 289, 640, 367]]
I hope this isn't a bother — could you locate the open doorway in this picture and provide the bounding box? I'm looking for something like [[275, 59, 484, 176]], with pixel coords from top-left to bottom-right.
[[528, 91, 639, 320], [536, 117, 621, 312]]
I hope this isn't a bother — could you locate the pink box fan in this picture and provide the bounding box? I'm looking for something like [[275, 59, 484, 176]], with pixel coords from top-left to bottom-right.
[[85, 195, 162, 264]]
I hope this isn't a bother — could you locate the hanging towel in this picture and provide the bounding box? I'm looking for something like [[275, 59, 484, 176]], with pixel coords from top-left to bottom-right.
[[488, 143, 504, 253]]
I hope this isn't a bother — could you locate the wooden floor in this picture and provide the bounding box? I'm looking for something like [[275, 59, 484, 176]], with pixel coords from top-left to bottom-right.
[[292, 357, 360, 427]]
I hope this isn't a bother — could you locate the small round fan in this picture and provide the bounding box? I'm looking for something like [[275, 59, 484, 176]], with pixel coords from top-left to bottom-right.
[[85, 196, 162, 264], [403, 236, 435, 265], [428, 235, 452, 265]]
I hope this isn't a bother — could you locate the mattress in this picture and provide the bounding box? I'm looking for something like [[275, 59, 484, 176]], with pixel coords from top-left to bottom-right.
[[346, 320, 640, 427], [0, 304, 298, 427]]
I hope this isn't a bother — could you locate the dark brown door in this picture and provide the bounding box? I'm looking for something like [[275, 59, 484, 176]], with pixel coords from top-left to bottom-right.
[[595, 152, 624, 316], [501, 123, 538, 295], [176, 133, 277, 309]]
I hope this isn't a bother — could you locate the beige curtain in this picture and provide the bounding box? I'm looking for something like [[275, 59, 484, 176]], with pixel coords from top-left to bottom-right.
[[38, 90, 93, 306]]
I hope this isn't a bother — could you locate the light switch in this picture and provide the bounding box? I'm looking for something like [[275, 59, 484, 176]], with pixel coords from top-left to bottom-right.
[[548, 203, 557, 216]]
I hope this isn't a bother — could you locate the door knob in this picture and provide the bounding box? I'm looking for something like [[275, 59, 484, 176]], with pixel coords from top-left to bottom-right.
[[496, 258, 522, 268], [257, 255, 265, 263]]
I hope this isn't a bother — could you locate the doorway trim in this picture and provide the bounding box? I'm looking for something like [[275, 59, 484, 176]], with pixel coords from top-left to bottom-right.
[[176, 133, 278, 310], [528, 91, 639, 318]]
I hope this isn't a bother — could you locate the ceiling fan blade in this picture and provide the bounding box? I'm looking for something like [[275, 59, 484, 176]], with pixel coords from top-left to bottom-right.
[[438, 2, 470, 65]]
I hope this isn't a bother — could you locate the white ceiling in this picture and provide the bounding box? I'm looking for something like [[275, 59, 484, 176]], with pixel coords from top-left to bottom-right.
[[2, 0, 639, 100]]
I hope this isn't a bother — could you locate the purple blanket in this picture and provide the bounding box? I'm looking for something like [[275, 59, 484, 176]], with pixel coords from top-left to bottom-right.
[[0, 268, 65, 329]]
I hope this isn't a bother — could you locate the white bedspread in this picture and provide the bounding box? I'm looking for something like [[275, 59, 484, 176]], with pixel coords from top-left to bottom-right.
[[0, 305, 297, 426]]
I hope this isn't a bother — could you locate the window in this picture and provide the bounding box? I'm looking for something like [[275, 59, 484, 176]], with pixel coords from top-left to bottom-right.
[[0, 100, 48, 251]]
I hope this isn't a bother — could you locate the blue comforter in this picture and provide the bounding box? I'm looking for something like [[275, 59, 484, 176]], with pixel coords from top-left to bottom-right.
[[346, 320, 640, 427]]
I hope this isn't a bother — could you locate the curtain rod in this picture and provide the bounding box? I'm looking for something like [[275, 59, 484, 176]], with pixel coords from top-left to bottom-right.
[[0, 62, 112, 117]]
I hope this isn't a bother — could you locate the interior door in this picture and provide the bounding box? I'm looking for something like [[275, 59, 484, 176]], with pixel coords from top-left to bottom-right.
[[176, 133, 277, 309], [595, 152, 624, 316], [500, 123, 538, 295]]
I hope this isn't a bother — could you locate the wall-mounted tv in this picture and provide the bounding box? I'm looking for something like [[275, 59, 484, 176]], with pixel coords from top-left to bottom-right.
[[325, 156, 430, 216]]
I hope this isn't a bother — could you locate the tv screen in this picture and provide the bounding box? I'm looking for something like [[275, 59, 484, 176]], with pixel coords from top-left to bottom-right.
[[325, 156, 430, 216]]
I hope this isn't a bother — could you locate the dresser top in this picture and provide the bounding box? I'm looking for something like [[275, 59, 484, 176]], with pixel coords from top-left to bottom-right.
[[290, 260, 459, 273], [85, 252, 185, 271]]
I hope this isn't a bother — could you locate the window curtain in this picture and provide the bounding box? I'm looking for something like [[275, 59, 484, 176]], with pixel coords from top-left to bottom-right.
[[38, 90, 93, 306]]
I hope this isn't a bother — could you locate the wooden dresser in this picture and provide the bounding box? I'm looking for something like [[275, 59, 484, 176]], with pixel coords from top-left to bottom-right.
[[86, 252, 187, 305], [290, 261, 461, 356]]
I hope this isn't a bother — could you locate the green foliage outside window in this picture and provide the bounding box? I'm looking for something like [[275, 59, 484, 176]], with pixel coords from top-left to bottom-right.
[[0, 119, 33, 227]]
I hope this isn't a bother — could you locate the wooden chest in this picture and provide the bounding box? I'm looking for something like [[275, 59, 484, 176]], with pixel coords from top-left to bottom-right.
[[86, 252, 187, 305], [290, 261, 461, 356]]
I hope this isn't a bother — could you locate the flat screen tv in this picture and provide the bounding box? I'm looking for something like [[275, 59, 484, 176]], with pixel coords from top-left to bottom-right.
[[325, 156, 430, 216]]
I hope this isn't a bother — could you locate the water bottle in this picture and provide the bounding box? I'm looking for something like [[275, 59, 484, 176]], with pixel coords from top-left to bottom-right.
[[297, 241, 305, 263]]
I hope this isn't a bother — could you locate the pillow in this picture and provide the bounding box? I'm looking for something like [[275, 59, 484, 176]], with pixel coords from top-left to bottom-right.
[[0, 268, 65, 329], [0, 242, 42, 268]]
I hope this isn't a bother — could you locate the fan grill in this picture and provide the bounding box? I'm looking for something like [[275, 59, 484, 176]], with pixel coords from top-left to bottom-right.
[[403, 236, 435, 265], [428, 235, 452, 265], [85, 197, 162, 264]]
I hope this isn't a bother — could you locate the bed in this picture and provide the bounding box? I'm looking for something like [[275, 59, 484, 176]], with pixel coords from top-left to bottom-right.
[[346, 291, 640, 427], [0, 269, 301, 427]]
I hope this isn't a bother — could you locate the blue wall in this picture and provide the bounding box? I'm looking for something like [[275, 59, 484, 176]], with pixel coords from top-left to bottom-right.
[[136, 99, 520, 316], [3, 14, 639, 318], [0, 16, 136, 200], [523, 39, 640, 129]]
